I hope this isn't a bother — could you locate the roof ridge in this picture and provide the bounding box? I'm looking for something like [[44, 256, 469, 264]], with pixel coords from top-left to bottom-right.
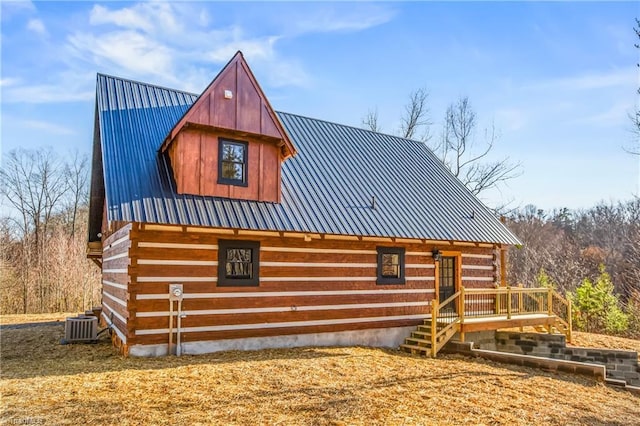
[[276, 111, 424, 146], [96, 73, 199, 97]]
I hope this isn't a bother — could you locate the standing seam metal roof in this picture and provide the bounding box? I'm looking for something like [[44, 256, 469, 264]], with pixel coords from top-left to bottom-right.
[[91, 73, 521, 245]]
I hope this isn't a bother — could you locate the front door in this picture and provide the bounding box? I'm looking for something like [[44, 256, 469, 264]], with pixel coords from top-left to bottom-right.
[[439, 256, 457, 311]]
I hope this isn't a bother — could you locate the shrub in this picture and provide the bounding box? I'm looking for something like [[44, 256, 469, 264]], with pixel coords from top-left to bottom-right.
[[570, 265, 628, 334], [536, 268, 557, 289], [625, 291, 640, 338]]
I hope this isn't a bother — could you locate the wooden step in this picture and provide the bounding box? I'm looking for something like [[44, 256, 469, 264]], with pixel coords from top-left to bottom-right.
[[416, 325, 439, 333], [400, 343, 431, 355], [411, 331, 452, 343], [405, 337, 433, 347], [422, 319, 453, 326]]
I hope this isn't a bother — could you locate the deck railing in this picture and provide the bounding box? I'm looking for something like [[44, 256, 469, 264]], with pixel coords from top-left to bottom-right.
[[462, 286, 555, 319]]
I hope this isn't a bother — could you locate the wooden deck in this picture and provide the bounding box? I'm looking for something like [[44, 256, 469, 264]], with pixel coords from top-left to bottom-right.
[[401, 287, 572, 357], [460, 313, 556, 333]]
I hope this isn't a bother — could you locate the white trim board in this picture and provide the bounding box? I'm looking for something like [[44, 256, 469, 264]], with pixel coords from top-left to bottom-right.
[[136, 314, 427, 335], [136, 301, 428, 317], [136, 288, 435, 300]]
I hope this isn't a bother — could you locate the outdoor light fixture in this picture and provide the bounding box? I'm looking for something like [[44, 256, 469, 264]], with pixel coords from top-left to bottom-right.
[[432, 248, 442, 261]]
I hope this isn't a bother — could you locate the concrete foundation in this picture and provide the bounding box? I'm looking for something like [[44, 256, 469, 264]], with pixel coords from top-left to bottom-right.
[[129, 325, 416, 357]]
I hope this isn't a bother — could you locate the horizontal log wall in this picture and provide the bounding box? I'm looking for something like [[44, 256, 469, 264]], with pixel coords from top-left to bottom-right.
[[461, 252, 497, 288], [101, 223, 134, 346], [126, 225, 497, 346]]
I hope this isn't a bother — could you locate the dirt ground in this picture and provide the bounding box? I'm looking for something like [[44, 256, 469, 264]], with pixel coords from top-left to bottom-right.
[[1, 315, 638, 425]]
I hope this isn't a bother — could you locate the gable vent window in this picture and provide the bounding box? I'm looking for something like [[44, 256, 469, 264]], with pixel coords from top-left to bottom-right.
[[218, 139, 248, 186], [218, 240, 260, 286], [376, 247, 405, 285]]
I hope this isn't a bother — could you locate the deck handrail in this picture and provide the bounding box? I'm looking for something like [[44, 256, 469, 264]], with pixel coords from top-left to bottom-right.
[[430, 290, 462, 357], [550, 289, 573, 342]]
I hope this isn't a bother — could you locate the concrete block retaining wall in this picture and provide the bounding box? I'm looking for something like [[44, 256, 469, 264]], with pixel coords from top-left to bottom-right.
[[461, 331, 640, 388]]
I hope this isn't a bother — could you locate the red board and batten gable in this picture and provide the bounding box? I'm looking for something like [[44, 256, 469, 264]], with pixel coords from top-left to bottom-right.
[[160, 51, 296, 203]]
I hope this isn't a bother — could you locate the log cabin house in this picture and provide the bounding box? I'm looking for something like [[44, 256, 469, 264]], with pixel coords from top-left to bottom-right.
[[88, 52, 571, 357]]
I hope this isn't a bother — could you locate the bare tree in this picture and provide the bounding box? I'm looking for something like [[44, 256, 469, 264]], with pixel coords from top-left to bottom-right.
[[627, 18, 640, 155], [64, 152, 90, 235], [0, 148, 69, 248], [435, 96, 521, 196], [0, 148, 70, 312], [362, 108, 381, 133], [399, 88, 431, 140]]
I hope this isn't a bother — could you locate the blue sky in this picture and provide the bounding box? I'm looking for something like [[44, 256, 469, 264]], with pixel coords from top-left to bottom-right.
[[1, 1, 638, 211]]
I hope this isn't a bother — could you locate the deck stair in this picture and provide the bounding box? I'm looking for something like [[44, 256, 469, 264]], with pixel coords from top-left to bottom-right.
[[400, 318, 459, 356]]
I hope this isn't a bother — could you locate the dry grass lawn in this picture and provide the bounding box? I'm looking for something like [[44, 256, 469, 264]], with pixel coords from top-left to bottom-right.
[[1, 315, 639, 425], [0, 312, 77, 326]]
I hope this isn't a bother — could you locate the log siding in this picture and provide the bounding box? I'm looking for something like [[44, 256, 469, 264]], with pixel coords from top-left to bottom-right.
[[116, 225, 498, 350], [100, 223, 135, 347]]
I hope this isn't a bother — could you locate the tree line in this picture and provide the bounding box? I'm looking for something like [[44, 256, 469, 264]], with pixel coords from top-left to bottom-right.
[[0, 148, 101, 314], [506, 201, 640, 337]]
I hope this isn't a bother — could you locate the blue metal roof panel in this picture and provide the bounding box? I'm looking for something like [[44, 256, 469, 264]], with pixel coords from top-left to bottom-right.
[[95, 73, 521, 245]]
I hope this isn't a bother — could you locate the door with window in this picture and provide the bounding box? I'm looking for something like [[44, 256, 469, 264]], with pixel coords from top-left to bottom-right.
[[439, 256, 457, 311]]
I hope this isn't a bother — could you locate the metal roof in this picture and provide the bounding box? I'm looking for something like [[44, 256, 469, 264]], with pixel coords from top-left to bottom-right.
[[89, 73, 521, 245]]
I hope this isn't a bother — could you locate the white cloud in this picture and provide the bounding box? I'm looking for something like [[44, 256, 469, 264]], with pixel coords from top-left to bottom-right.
[[18, 119, 75, 135], [1, 0, 35, 16], [26, 18, 47, 37], [290, 5, 395, 34], [67, 30, 174, 80], [4, 83, 93, 104], [198, 9, 210, 27], [206, 34, 279, 63], [5, 1, 393, 104], [89, 3, 181, 35], [526, 68, 636, 92], [0, 77, 21, 87], [2, 70, 94, 104], [263, 59, 310, 88], [494, 108, 528, 132], [571, 100, 635, 127], [70, 3, 313, 90]]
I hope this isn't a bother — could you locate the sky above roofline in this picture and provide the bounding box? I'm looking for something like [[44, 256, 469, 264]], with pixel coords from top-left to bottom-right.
[[1, 1, 638, 212]]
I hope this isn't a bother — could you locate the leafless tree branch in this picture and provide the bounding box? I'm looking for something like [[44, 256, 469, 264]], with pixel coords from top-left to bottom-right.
[[400, 88, 431, 141], [362, 108, 381, 133], [437, 96, 522, 196]]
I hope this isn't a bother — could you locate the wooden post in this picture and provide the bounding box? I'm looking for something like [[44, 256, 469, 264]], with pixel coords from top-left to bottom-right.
[[547, 289, 554, 334], [518, 284, 523, 314], [434, 259, 440, 303], [537, 293, 542, 314], [518, 284, 524, 331], [500, 247, 507, 287], [498, 220, 508, 287], [506, 286, 512, 319], [459, 287, 466, 343], [431, 299, 438, 358]]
